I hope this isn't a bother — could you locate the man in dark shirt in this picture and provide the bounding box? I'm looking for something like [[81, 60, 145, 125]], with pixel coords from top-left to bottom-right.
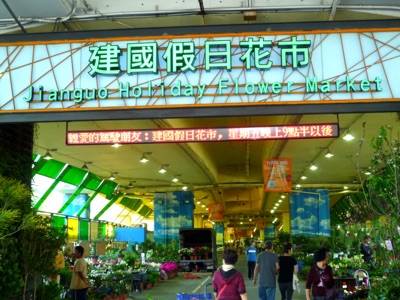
[[278, 244, 298, 300], [253, 241, 280, 300], [360, 235, 373, 263]]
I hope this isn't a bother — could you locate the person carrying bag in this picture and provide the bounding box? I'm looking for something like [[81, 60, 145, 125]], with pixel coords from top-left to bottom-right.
[[212, 249, 248, 300]]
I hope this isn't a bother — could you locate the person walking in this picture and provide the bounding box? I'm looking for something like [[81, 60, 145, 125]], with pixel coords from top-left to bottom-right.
[[253, 241, 280, 300], [212, 248, 248, 300], [278, 244, 298, 300], [306, 248, 335, 300], [246, 241, 257, 280], [70, 245, 89, 300]]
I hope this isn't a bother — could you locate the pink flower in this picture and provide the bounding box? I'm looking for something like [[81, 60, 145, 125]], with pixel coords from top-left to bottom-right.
[[160, 261, 178, 272]]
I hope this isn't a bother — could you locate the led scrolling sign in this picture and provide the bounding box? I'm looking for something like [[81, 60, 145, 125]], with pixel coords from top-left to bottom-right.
[[66, 124, 339, 145]]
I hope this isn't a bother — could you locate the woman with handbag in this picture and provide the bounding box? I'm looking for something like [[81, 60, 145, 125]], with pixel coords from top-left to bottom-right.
[[212, 248, 248, 300], [306, 248, 335, 300]]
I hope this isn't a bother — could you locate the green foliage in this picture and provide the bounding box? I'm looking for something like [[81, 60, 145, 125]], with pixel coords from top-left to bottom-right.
[[0, 176, 65, 299], [35, 281, 62, 300], [369, 276, 400, 300], [333, 126, 400, 224], [145, 241, 180, 263]]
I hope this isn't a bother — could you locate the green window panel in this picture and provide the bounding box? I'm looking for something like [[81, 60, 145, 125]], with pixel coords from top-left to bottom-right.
[[35, 159, 66, 178], [99, 181, 118, 199], [84, 175, 102, 191], [62, 167, 88, 186], [137, 205, 153, 218], [120, 197, 143, 211], [79, 220, 89, 241], [51, 215, 66, 233], [98, 223, 107, 240]]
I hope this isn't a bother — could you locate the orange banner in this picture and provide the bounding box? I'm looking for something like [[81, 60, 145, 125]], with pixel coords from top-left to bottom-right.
[[263, 158, 292, 192], [208, 203, 224, 221]]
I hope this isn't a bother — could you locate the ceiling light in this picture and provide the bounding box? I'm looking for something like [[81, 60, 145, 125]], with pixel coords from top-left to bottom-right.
[[172, 177, 179, 183], [158, 165, 168, 174], [270, 209, 275, 214], [182, 185, 188, 191], [109, 173, 117, 181], [272, 218, 278, 224], [43, 150, 53, 160], [295, 184, 302, 189], [278, 199, 283, 204], [127, 181, 134, 188], [240, 221, 243, 225], [343, 132, 355, 142], [280, 195, 286, 199], [140, 152, 151, 164], [309, 164, 318, 171], [197, 201, 201, 205], [201, 204, 205, 208], [253, 227, 257, 232], [364, 171, 372, 176], [249, 218, 252, 222], [111, 143, 121, 148], [301, 176, 307, 180], [325, 151, 334, 158], [344, 186, 349, 190]]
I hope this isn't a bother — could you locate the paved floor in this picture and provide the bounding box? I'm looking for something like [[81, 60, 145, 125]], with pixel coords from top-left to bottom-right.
[[131, 254, 306, 300]]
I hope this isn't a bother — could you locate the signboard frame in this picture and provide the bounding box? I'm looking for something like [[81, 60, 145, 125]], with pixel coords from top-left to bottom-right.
[[0, 19, 400, 123]]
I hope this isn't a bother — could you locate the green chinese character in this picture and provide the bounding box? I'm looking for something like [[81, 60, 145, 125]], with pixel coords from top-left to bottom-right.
[[127, 42, 158, 73], [163, 41, 196, 72], [88, 43, 121, 76], [278, 36, 311, 68], [205, 40, 231, 71], [239, 37, 273, 70]]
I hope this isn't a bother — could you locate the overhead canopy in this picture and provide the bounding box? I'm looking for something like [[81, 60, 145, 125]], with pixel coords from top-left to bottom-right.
[[32, 154, 153, 225]]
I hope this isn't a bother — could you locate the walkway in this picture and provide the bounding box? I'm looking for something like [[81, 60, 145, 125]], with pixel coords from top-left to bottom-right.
[[131, 254, 306, 300]]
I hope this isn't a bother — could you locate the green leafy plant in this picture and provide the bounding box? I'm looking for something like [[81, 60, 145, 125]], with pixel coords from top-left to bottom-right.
[[0, 176, 65, 300]]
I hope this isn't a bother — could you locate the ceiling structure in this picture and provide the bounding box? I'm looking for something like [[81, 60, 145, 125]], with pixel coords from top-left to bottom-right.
[[0, 0, 399, 34], [34, 112, 400, 227]]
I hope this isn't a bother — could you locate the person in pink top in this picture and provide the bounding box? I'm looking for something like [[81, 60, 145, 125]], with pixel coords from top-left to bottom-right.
[[212, 248, 248, 300]]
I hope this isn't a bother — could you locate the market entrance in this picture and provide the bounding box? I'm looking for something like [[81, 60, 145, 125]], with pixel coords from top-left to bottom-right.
[[29, 111, 400, 298]]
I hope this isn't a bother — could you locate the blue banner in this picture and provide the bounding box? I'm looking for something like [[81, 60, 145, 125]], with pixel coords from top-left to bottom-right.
[[154, 191, 194, 244], [290, 189, 331, 236], [115, 227, 146, 244]]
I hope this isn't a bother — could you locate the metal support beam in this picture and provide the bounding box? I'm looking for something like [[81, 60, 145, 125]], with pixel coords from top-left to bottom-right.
[[198, 0, 205, 15], [76, 179, 106, 217], [58, 172, 90, 214], [329, 0, 340, 21], [0, 0, 26, 33], [94, 193, 121, 220], [33, 164, 70, 210]]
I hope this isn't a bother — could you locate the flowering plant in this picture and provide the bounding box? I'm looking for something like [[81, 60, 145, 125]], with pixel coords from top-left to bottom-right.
[[160, 261, 178, 273], [178, 248, 193, 256]]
